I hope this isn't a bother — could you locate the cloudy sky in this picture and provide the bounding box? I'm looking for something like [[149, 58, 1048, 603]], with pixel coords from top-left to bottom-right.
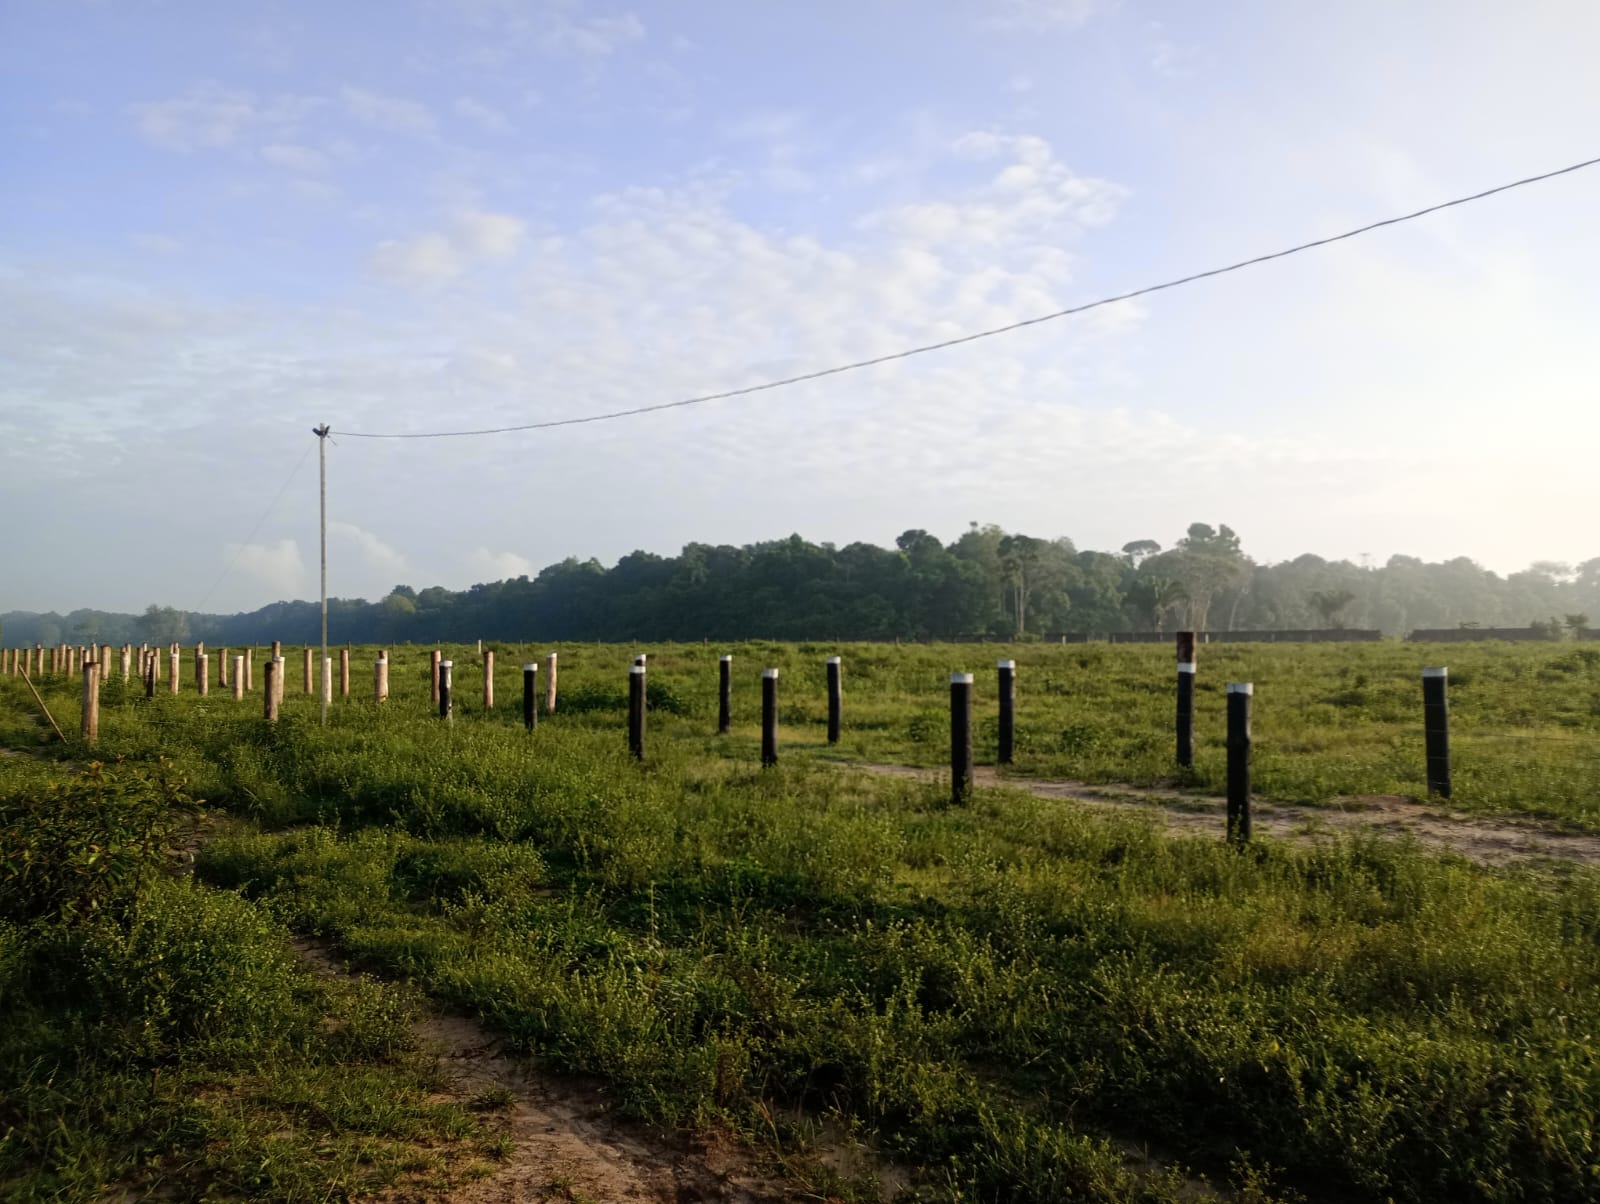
[[3, 0, 1598, 614]]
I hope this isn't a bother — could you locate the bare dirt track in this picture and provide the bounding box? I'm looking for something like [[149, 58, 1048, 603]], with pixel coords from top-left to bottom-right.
[[293, 940, 809, 1204], [850, 762, 1600, 868]]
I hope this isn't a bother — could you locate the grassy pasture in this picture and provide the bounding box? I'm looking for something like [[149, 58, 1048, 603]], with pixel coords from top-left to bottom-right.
[[3, 638, 1600, 1201]]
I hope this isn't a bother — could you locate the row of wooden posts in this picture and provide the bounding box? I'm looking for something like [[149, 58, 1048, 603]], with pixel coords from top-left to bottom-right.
[[9, 634, 1456, 847]]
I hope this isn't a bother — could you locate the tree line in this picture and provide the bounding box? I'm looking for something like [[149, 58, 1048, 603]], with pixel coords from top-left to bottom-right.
[[5, 523, 1598, 648]]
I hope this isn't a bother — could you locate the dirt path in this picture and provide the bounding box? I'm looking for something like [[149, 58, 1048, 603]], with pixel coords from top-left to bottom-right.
[[294, 940, 810, 1204], [850, 762, 1600, 868]]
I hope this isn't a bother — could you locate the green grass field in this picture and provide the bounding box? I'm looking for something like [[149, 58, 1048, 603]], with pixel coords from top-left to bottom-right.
[[3, 639, 1599, 1201]]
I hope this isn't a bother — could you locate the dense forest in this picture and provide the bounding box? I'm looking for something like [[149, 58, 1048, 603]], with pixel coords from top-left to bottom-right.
[[5, 523, 1598, 647]]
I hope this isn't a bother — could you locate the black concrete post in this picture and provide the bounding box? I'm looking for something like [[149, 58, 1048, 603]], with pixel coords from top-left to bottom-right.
[[1226, 682, 1252, 845], [718, 655, 732, 735], [997, 658, 1016, 765], [1176, 631, 1196, 768], [826, 656, 842, 744], [628, 664, 646, 759], [761, 669, 779, 767], [1423, 667, 1451, 798], [951, 672, 974, 805], [522, 663, 538, 731]]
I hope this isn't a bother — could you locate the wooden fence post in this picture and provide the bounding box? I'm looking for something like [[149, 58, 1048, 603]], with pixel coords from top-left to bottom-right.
[[375, 653, 389, 702], [340, 647, 350, 697], [264, 659, 280, 722], [168, 649, 180, 695], [245, 648, 254, 692], [197, 653, 209, 697], [321, 656, 332, 707], [628, 664, 646, 758], [273, 657, 286, 709], [950, 672, 974, 805], [997, 659, 1015, 765], [431, 650, 442, 707], [218, 648, 229, 688], [1176, 631, 1196, 768], [144, 653, 156, 699], [81, 661, 99, 744], [233, 656, 244, 701], [761, 668, 779, 767], [303, 647, 313, 695], [438, 660, 453, 721], [271, 640, 281, 661], [826, 657, 842, 745], [718, 655, 732, 734], [545, 652, 558, 714], [522, 663, 537, 731], [1226, 683, 1253, 845], [1423, 667, 1451, 799], [483, 649, 495, 710]]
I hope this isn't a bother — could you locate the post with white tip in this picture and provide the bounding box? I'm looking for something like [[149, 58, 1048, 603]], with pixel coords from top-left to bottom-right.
[[1176, 631, 1197, 769], [522, 663, 538, 731], [1226, 682, 1252, 845], [826, 657, 842, 745], [628, 663, 646, 759], [439, 660, 453, 721], [997, 659, 1016, 766], [718, 655, 732, 735], [951, 672, 974, 806], [374, 652, 389, 703], [1423, 667, 1451, 799], [761, 668, 779, 767]]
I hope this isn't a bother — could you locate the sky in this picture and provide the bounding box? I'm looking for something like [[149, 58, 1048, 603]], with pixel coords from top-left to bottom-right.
[[3, 0, 1598, 615]]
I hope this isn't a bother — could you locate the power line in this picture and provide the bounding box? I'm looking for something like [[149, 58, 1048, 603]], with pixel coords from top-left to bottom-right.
[[193, 441, 315, 613], [335, 153, 1600, 440]]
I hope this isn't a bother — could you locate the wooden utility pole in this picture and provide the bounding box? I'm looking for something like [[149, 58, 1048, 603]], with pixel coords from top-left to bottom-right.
[[314, 424, 331, 727]]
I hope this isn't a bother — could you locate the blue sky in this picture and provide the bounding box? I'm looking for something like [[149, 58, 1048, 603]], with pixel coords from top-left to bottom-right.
[[3, 0, 1598, 613]]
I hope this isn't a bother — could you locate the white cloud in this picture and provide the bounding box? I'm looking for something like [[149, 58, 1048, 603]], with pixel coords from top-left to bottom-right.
[[228, 539, 308, 599], [868, 130, 1125, 251], [260, 142, 328, 172], [540, 11, 644, 56], [983, 0, 1105, 32], [132, 85, 255, 151], [131, 233, 182, 254], [370, 232, 463, 283], [369, 211, 525, 282], [130, 86, 319, 153], [453, 96, 513, 133], [458, 210, 525, 257], [467, 547, 536, 581], [341, 86, 436, 135], [330, 521, 408, 580]]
